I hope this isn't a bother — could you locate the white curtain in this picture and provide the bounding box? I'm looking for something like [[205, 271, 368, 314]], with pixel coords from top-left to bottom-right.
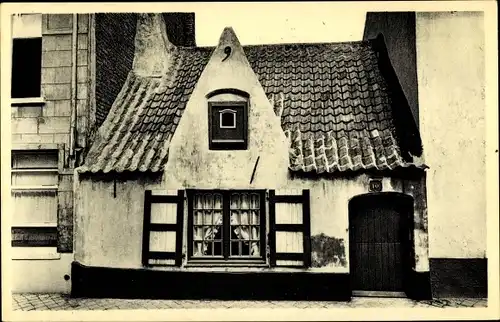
[[193, 193, 260, 257]]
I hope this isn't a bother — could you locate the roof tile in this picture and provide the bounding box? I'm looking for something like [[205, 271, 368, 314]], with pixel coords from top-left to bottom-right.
[[80, 40, 424, 174]]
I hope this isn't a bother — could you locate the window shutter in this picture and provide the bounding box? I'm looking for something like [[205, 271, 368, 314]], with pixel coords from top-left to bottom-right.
[[269, 189, 311, 268], [142, 190, 184, 267]]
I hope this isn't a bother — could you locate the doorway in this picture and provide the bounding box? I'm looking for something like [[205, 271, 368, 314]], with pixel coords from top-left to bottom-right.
[[349, 193, 413, 297]]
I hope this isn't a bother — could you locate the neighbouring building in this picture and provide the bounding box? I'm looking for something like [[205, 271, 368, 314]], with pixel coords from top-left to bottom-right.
[[9, 12, 195, 293], [10, 11, 487, 300], [364, 11, 487, 298]]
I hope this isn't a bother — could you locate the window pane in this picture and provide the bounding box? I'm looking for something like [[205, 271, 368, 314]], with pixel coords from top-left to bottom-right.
[[231, 241, 240, 256], [251, 226, 259, 240], [230, 194, 240, 209], [251, 242, 260, 256], [203, 211, 212, 225], [193, 227, 203, 241], [250, 210, 260, 225], [220, 111, 235, 127], [194, 194, 203, 209], [11, 190, 57, 225], [240, 211, 249, 225], [11, 37, 42, 98], [213, 210, 223, 226], [214, 241, 222, 256], [203, 193, 214, 209], [194, 242, 204, 256], [230, 211, 239, 225], [240, 193, 249, 209], [250, 193, 259, 208], [11, 172, 57, 186], [12, 151, 58, 169], [12, 14, 42, 38], [194, 211, 203, 225], [214, 193, 222, 209], [241, 242, 250, 256]]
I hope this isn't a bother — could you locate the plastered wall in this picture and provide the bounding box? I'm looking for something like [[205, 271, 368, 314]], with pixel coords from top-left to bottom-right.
[[75, 23, 430, 274], [416, 12, 486, 259], [74, 174, 164, 268], [162, 27, 289, 190], [11, 252, 73, 293]]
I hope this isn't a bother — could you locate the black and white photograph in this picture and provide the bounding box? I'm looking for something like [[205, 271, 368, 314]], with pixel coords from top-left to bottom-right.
[[1, 1, 498, 321]]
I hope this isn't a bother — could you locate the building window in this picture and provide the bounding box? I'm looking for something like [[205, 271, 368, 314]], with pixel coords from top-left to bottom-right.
[[187, 190, 266, 262], [11, 14, 42, 99], [11, 150, 58, 247], [11, 38, 42, 98], [219, 109, 236, 128], [209, 101, 248, 150]]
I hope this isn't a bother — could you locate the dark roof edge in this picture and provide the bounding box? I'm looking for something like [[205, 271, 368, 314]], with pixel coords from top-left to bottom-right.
[[367, 32, 424, 160], [192, 39, 369, 51]]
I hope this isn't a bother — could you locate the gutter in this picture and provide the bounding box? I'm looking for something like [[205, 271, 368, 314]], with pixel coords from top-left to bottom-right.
[[69, 14, 78, 159]]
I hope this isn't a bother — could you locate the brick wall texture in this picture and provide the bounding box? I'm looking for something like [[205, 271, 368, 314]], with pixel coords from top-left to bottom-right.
[[93, 13, 196, 129], [94, 13, 137, 128], [11, 14, 91, 253], [12, 14, 90, 158]]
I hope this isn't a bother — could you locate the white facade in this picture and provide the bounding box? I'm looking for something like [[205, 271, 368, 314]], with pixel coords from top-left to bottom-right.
[[416, 11, 486, 259]]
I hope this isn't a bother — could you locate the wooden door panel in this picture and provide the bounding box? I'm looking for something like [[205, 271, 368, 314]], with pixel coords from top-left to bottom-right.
[[350, 195, 409, 293]]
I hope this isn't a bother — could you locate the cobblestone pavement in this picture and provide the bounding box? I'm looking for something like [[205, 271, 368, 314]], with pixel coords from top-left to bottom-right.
[[11, 294, 488, 311]]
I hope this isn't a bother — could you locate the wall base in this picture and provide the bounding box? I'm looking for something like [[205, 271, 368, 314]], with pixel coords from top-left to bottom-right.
[[430, 258, 487, 298], [11, 252, 73, 293], [406, 270, 432, 300], [71, 262, 351, 301]]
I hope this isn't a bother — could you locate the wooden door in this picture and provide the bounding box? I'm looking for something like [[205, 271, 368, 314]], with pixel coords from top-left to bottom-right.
[[349, 194, 412, 294]]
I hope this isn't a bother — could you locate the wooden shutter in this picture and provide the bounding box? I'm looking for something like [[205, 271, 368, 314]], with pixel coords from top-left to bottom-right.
[[142, 190, 184, 267], [269, 189, 311, 267]]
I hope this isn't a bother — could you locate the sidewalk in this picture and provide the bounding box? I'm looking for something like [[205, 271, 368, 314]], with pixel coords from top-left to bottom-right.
[[11, 293, 487, 311]]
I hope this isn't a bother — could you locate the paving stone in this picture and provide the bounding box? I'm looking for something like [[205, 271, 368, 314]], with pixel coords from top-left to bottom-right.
[[11, 294, 490, 311]]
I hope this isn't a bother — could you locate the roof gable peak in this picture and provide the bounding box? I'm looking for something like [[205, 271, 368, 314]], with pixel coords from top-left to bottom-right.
[[132, 13, 176, 77]]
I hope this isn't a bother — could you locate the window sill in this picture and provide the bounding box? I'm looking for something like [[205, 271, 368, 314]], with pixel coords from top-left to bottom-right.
[[185, 260, 268, 268], [11, 97, 46, 106], [11, 247, 61, 260], [11, 185, 58, 191]]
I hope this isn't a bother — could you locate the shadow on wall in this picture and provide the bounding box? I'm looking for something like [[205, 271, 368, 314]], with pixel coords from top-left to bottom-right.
[[311, 233, 347, 268]]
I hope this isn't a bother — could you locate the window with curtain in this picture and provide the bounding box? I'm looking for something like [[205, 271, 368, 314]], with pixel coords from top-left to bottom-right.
[[11, 150, 58, 225], [188, 190, 266, 262]]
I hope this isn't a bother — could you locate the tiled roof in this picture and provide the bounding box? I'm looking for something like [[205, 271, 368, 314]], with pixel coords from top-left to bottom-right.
[[79, 40, 425, 174]]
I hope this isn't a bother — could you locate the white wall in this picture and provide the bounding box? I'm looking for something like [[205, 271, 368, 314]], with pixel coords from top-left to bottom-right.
[[11, 250, 73, 293], [416, 12, 486, 258], [74, 175, 163, 268]]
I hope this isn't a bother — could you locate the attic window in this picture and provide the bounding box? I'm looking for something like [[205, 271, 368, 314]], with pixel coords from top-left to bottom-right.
[[220, 109, 236, 128], [207, 89, 249, 150]]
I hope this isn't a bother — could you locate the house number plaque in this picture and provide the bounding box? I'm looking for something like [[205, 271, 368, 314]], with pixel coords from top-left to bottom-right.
[[369, 178, 383, 192]]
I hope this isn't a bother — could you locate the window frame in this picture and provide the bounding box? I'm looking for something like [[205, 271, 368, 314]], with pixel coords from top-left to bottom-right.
[[208, 101, 248, 150], [10, 149, 60, 249], [219, 109, 237, 129], [186, 189, 267, 265], [11, 36, 43, 100]]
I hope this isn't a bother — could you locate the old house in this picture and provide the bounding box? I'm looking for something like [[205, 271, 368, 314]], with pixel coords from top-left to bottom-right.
[[10, 11, 487, 300], [72, 13, 429, 301]]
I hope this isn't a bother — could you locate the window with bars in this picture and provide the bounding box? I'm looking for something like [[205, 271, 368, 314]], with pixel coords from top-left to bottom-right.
[[187, 190, 266, 262]]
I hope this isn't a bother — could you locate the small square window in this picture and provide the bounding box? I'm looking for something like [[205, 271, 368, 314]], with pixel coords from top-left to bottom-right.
[[209, 102, 248, 150], [220, 109, 236, 129]]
